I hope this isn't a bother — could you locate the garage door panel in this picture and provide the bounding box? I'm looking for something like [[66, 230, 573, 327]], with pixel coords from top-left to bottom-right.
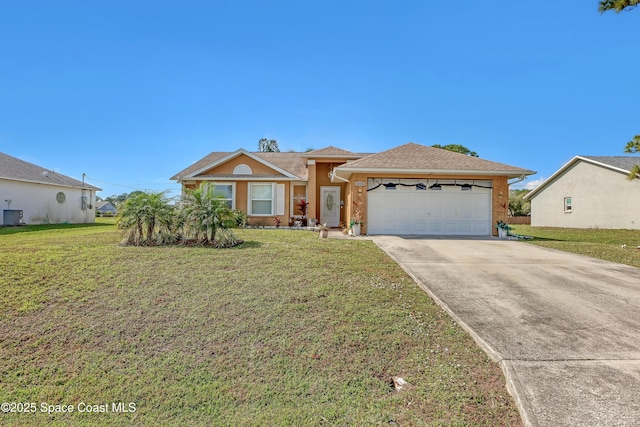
[[368, 185, 491, 236], [459, 207, 473, 220], [414, 222, 428, 233], [428, 222, 443, 233]]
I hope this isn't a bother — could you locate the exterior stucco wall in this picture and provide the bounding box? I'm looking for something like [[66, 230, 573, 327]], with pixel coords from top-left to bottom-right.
[[312, 162, 346, 224], [200, 154, 278, 175], [187, 179, 292, 227], [530, 161, 640, 229], [0, 179, 97, 225]]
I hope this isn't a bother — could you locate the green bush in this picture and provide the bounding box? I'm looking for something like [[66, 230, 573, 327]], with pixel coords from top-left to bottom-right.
[[230, 209, 247, 228]]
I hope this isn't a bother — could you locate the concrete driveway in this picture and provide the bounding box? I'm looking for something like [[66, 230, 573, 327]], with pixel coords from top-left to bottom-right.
[[372, 236, 640, 427]]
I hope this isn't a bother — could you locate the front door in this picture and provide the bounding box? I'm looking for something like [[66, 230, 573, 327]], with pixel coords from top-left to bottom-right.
[[320, 186, 340, 227]]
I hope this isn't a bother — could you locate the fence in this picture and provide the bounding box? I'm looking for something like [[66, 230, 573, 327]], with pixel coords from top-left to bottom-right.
[[507, 216, 531, 225]]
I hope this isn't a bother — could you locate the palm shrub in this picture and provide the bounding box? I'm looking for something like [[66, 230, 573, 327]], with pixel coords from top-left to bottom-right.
[[180, 183, 238, 246], [116, 191, 175, 246]]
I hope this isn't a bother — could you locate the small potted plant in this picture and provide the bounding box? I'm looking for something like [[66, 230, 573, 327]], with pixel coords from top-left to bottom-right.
[[350, 200, 364, 236], [318, 222, 329, 239], [496, 220, 512, 239], [274, 216, 282, 228]]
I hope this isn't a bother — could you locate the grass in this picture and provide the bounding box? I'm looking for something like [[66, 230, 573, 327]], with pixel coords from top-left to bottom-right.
[[0, 223, 521, 426], [511, 225, 640, 268]]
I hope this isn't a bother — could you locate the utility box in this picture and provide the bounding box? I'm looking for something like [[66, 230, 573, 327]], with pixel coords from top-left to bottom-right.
[[3, 209, 23, 226]]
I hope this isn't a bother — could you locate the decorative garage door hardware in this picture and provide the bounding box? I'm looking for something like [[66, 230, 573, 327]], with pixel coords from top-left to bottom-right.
[[367, 179, 493, 192]]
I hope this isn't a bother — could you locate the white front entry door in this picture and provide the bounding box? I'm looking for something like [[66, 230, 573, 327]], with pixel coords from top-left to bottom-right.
[[320, 186, 340, 227]]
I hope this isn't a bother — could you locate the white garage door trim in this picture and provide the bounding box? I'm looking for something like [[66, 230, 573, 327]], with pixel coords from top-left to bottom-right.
[[367, 179, 492, 236]]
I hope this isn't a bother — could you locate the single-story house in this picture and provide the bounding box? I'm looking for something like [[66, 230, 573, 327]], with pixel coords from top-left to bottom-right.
[[96, 201, 118, 216], [0, 152, 101, 225], [525, 155, 640, 230], [171, 142, 535, 236]]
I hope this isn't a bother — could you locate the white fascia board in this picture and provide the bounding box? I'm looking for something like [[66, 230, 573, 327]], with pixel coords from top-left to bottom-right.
[[184, 149, 299, 179], [0, 177, 102, 191], [335, 167, 536, 179], [187, 176, 300, 182], [524, 156, 582, 200]]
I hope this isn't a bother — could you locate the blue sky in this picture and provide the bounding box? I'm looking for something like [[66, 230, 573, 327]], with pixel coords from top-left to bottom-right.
[[1, 1, 638, 197]]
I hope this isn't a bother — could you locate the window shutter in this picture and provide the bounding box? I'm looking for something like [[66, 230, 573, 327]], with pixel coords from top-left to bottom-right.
[[276, 184, 285, 216]]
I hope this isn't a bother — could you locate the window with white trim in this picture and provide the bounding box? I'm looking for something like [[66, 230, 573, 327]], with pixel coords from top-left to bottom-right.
[[249, 183, 274, 216], [564, 197, 572, 212], [212, 184, 234, 209]]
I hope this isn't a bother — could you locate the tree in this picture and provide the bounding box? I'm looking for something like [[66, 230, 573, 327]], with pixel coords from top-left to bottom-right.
[[432, 144, 479, 157], [116, 191, 175, 246], [106, 191, 145, 208], [599, 0, 639, 13], [509, 189, 531, 217], [258, 138, 280, 152], [624, 134, 640, 180], [180, 183, 238, 246]]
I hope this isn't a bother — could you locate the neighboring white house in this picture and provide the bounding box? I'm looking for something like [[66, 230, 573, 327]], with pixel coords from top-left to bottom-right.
[[525, 156, 640, 229], [96, 201, 118, 215], [0, 152, 101, 225]]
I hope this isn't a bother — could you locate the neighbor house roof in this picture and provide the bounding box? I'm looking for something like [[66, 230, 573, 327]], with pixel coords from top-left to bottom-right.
[[96, 201, 116, 209], [525, 155, 640, 200], [171, 149, 308, 181], [333, 142, 535, 179], [0, 152, 101, 190], [580, 156, 640, 173]]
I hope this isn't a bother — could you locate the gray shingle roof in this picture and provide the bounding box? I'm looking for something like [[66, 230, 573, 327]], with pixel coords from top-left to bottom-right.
[[0, 152, 100, 190], [301, 146, 363, 158], [338, 142, 534, 174], [580, 156, 640, 173], [171, 151, 308, 180]]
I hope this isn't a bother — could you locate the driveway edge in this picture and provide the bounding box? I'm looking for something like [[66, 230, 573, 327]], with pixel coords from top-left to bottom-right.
[[373, 239, 535, 427], [502, 361, 538, 427]]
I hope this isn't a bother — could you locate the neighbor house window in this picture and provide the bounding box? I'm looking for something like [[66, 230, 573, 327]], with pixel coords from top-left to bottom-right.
[[212, 184, 234, 209], [249, 183, 273, 216], [564, 197, 572, 212]]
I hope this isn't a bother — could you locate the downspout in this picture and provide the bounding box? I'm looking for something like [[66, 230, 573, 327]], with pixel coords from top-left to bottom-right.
[[508, 175, 526, 186]]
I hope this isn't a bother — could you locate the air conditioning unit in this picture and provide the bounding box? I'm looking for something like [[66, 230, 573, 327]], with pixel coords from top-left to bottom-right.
[[3, 209, 23, 226]]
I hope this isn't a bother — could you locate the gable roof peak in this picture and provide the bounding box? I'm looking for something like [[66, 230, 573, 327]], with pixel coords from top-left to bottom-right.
[[301, 146, 363, 158], [525, 154, 640, 200]]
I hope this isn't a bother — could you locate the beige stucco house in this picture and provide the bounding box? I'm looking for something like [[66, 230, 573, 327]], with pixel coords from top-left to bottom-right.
[[525, 156, 640, 229], [171, 142, 535, 236], [0, 152, 100, 225]]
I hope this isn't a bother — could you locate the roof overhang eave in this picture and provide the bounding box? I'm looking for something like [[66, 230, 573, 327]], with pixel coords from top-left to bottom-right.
[[333, 167, 536, 179], [178, 176, 305, 182], [0, 176, 102, 191], [182, 149, 300, 180]]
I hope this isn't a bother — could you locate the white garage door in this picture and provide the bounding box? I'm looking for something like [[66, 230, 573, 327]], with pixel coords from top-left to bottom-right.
[[367, 180, 492, 235]]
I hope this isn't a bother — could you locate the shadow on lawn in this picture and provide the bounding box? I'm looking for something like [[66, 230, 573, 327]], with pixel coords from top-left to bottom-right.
[[234, 240, 262, 249], [0, 222, 113, 235]]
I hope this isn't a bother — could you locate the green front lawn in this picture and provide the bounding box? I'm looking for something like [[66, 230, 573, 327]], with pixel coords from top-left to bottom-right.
[[0, 224, 520, 426], [511, 225, 640, 268]]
